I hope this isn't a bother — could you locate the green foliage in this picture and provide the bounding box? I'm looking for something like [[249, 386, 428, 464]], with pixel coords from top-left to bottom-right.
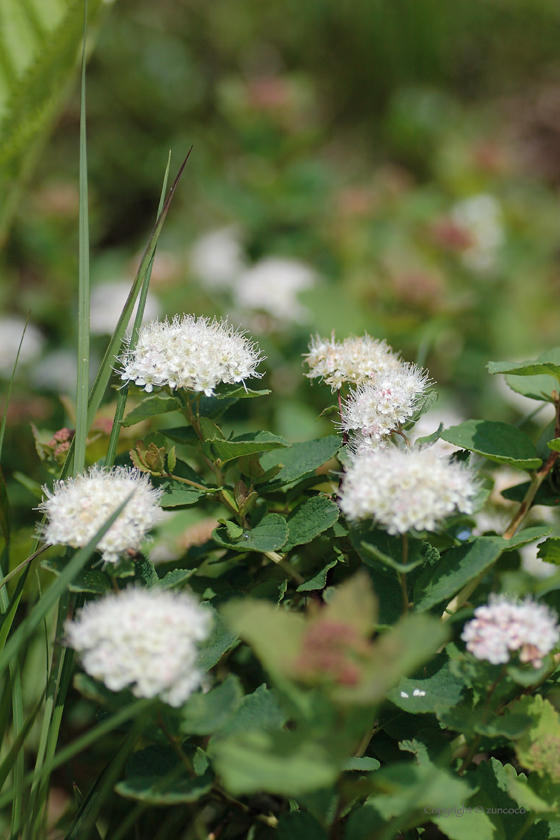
[[441, 420, 542, 471]]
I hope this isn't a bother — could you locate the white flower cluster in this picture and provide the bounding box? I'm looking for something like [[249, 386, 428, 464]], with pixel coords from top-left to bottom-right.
[[451, 194, 504, 272], [339, 447, 478, 534], [119, 314, 263, 396], [66, 587, 212, 707], [461, 595, 559, 668], [341, 363, 430, 448], [38, 466, 163, 564], [305, 333, 398, 391], [234, 257, 315, 324]]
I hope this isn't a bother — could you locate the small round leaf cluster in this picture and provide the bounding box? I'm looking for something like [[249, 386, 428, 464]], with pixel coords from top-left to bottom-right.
[[119, 314, 264, 396], [339, 447, 478, 534], [38, 466, 163, 564], [461, 595, 560, 668], [304, 333, 398, 392], [65, 588, 213, 707], [341, 363, 430, 449]]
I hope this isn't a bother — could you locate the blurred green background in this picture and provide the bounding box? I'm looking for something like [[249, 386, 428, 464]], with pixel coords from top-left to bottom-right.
[[3, 0, 560, 525]]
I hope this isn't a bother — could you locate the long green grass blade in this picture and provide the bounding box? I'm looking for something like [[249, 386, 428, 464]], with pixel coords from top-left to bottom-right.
[[0, 313, 30, 458], [0, 490, 134, 678], [74, 0, 89, 477], [0, 688, 44, 793], [104, 152, 172, 469], [9, 662, 24, 839], [59, 149, 192, 481]]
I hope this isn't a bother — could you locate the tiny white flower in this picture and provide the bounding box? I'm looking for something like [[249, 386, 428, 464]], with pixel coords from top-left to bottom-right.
[[339, 447, 478, 534], [304, 332, 399, 392], [233, 257, 315, 323], [65, 587, 212, 706], [412, 689, 426, 697], [341, 362, 430, 448], [400, 691, 409, 698], [38, 466, 164, 564], [461, 594, 560, 668], [119, 314, 264, 396]]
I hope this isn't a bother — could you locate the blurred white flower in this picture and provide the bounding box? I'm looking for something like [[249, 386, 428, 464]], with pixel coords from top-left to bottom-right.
[[190, 226, 246, 289], [0, 316, 44, 377], [519, 542, 558, 579], [38, 465, 164, 564], [119, 314, 264, 396], [339, 447, 479, 534], [461, 594, 559, 668], [234, 257, 315, 323], [305, 333, 399, 392], [451, 194, 504, 272], [31, 349, 77, 393], [341, 362, 430, 448], [66, 587, 212, 706], [90, 281, 161, 336]]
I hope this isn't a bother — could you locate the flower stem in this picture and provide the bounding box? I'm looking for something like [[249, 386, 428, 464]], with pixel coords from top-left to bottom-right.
[[399, 533, 409, 616]]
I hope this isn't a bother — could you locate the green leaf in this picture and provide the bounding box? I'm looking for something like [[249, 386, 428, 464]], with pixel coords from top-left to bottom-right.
[[537, 537, 560, 566], [440, 420, 542, 470], [209, 730, 338, 795], [181, 675, 242, 735], [468, 758, 543, 838], [511, 694, 560, 783], [115, 745, 213, 804], [368, 760, 471, 820], [0, 0, 106, 242], [416, 422, 444, 448], [156, 569, 196, 589], [276, 812, 328, 840], [353, 525, 427, 574], [213, 513, 289, 553], [502, 524, 551, 552], [121, 394, 181, 427], [41, 555, 110, 595], [199, 416, 224, 441], [414, 537, 505, 612], [214, 684, 288, 739], [342, 756, 381, 772], [387, 654, 465, 713], [196, 607, 238, 673], [344, 804, 385, 840], [549, 438, 560, 452], [284, 496, 339, 551], [488, 352, 560, 382], [203, 431, 289, 465], [152, 459, 208, 508], [296, 558, 338, 592], [260, 436, 342, 488], [431, 809, 495, 840], [501, 480, 560, 506], [505, 372, 559, 403], [212, 383, 271, 400], [161, 426, 199, 445]]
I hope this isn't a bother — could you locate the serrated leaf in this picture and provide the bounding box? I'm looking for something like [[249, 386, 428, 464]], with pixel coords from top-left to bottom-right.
[[212, 513, 289, 553], [284, 495, 339, 551], [121, 394, 181, 427], [115, 745, 213, 804], [151, 459, 208, 508], [387, 654, 465, 713], [41, 555, 110, 595], [212, 383, 271, 400], [181, 675, 242, 735], [488, 352, 560, 381], [368, 760, 471, 820], [414, 537, 505, 612], [214, 684, 288, 739], [199, 416, 224, 441], [204, 431, 289, 464], [431, 810, 495, 840], [502, 524, 551, 552], [537, 537, 560, 566], [260, 435, 342, 488], [296, 558, 338, 592], [441, 420, 541, 470], [468, 758, 543, 837], [342, 756, 380, 772], [161, 426, 199, 445], [156, 568, 196, 589], [511, 695, 560, 783], [196, 607, 238, 673]]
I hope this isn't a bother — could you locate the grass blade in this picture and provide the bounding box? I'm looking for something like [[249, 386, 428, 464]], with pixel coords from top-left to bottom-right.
[[0, 313, 30, 458], [74, 0, 90, 477], [105, 151, 172, 468]]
